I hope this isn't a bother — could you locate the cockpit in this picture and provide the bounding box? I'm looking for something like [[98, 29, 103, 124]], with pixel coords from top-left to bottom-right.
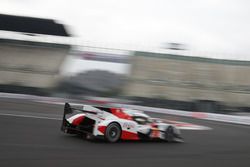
[[132, 116, 151, 125]]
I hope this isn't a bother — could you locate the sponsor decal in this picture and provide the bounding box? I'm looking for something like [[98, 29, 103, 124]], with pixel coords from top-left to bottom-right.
[[78, 52, 129, 64], [123, 122, 135, 129]]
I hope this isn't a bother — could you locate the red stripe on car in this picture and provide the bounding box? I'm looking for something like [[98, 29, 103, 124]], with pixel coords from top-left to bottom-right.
[[72, 116, 85, 126], [98, 126, 106, 134], [111, 108, 132, 120], [121, 130, 139, 140]]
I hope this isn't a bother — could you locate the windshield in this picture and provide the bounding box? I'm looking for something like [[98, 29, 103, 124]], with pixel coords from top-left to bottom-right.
[[132, 116, 150, 125]]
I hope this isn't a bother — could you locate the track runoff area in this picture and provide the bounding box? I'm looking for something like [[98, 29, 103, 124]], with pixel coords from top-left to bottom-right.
[[0, 97, 250, 167]]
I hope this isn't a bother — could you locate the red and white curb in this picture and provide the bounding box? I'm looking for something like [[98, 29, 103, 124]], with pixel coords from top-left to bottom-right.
[[164, 120, 212, 130]]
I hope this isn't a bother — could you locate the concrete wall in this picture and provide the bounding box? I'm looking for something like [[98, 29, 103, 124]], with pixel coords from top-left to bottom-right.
[[125, 52, 250, 107], [0, 42, 70, 88]]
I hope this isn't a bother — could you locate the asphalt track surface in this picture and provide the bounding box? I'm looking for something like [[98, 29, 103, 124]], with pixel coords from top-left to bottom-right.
[[0, 98, 250, 167]]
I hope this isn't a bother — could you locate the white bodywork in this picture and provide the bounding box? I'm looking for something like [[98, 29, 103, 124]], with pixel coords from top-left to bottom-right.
[[65, 104, 181, 141]]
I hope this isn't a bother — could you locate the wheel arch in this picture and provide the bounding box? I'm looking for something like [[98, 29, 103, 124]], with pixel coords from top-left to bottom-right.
[[104, 121, 122, 142], [107, 121, 122, 131]]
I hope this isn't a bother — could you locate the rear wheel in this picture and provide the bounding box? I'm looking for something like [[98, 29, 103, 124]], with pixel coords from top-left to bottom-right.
[[105, 123, 121, 143], [165, 126, 175, 142]]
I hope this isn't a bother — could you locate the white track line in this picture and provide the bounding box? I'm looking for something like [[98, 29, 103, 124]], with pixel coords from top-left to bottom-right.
[[0, 113, 61, 120], [0, 112, 211, 130]]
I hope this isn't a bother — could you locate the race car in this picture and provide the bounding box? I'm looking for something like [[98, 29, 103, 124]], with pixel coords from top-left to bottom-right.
[[61, 103, 183, 143]]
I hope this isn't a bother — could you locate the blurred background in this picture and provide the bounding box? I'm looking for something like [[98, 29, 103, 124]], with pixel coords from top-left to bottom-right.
[[1, 0, 250, 113]]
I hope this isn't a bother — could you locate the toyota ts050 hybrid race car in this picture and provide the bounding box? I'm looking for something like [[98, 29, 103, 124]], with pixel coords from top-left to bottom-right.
[[61, 103, 183, 143]]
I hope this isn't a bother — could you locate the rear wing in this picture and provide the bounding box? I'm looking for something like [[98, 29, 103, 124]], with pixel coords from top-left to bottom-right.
[[64, 103, 98, 116], [61, 103, 98, 131]]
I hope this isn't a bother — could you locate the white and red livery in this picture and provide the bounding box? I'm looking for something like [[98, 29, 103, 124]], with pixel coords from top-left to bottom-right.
[[61, 103, 182, 143]]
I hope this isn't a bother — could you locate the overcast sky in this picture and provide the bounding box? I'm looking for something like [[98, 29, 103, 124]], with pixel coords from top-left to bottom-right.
[[1, 0, 250, 61]]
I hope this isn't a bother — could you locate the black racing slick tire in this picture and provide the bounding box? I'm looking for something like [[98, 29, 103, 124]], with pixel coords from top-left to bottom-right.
[[165, 126, 175, 142], [105, 123, 121, 143]]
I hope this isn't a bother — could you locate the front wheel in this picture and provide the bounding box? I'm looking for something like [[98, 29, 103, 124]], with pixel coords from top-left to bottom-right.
[[164, 126, 175, 142], [105, 123, 121, 143]]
